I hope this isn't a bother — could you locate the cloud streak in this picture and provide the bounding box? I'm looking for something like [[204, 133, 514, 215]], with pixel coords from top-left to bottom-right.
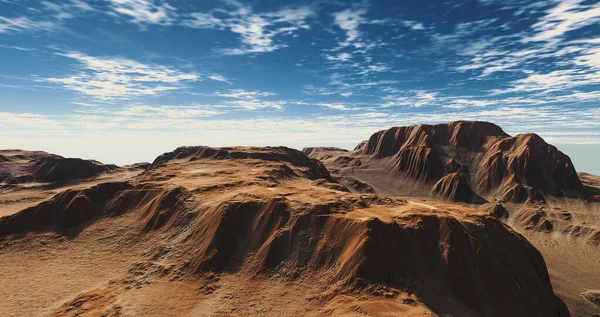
[[39, 51, 198, 100], [107, 0, 177, 26], [0, 0, 93, 34], [183, 1, 313, 55], [214, 89, 284, 110]]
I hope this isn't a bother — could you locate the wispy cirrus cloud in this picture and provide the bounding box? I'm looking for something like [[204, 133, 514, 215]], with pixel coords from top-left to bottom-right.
[[317, 103, 359, 111], [0, 44, 34, 51], [214, 89, 274, 99], [207, 74, 232, 84], [114, 104, 224, 118], [526, 0, 600, 43], [421, 0, 600, 109], [0, 16, 60, 34], [380, 90, 439, 108], [183, 0, 314, 55], [325, 52, 352, 62], [39, 51, 198, 100], [303, 77, 396, 98], [214, 89, 283, 110], [319, 6, 396, 97], [107, 0, 176, 26], [0, 0, 93, 34], [73, 103, 225, 119], [2, 105, 599, 158]]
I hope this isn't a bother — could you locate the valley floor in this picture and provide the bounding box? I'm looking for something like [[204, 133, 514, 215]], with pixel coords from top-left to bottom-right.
[[523, 231, 600, 317]]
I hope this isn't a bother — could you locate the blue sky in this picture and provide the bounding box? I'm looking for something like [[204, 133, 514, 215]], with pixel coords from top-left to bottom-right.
[[1, 0, 599, 173]]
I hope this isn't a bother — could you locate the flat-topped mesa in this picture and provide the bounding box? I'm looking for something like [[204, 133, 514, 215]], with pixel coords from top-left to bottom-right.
[[0, 150, 117, 184], [324, 121, 584, 202], [151, 146, 334, 181], [359, 121, 508, 157], [355, 121, 509, 183], [184, 196, 569, 317], [33, 157, 117, 183]]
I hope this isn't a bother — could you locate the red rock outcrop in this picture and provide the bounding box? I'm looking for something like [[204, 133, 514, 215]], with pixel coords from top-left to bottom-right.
[[0, 182, 188, 235], [33, 157, 117, 183], [152, 146, 334, 182], [479, 133, 582, 199], [432, 172, 476, 202], [358, 121, 507, 157], [185, 195, 569, 317], [483, 202, 509, 219], [308, 121, 584, 203], [0, 145, 571, 316], [0, 150, 117, 184]]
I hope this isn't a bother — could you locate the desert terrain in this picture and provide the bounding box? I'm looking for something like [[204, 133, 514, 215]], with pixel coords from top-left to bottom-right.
[[0, 121, 598, 316]]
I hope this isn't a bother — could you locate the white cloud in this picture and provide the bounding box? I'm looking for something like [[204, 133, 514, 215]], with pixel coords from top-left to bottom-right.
[[229, 99, 284, 111], [487, 44, 600, 95], [114, 105, 224, 118], [183, 1, 313, 55], [70, 0, 95, 12], [39, 51, 198, 100], [333, 9, 366, 47], [42, 0, 94, 16], [381, 90, 439, 108], [574, 46, 600, 69], [71, 101, 99, 107], [403, 20, 425, 30], [1, 105, 598, 167], [357, 64, 390, 75], [214, 89, 283, 110], [107, 0, 176, 26], [0, 0, 94, 34], [214, 89, 273, 99], [526, 0, 600, 43], [0, 16, 60, 34], [380, 89, 512, 109], [444, 98, 496, 109], [207, 74, 232, 84], [318, 103, 358, 111], [325, 52, 352, 62], [324, 7, 393, 94], [438, 0, 600, 99], [0, 44, 34, 51], [0, 83, 37, 90]]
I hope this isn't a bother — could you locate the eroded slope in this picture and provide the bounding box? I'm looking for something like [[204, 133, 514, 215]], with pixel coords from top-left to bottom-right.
[[0, 146, 569, 317], [304, 121, 584, 203]]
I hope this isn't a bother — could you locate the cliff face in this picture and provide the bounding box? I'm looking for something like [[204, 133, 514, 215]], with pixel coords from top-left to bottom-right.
[[432, 172, 477, 202], [478, 133, 582, 198], [0, 145, 570, 317], [359, 121, 507, 157], [309, 121, 583, 203], [357, 121, 509, 185]]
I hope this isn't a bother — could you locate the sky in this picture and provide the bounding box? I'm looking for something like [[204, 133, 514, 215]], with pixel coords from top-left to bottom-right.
[[0, 0, 599, 174]]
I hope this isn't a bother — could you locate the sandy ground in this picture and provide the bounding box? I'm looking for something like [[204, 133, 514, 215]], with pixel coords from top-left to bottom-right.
[[523, 232, 600, 317], [0, 213, 151, 316], [0, 203, 435, 317], [0, 147, 595, 316], [0, 152, 439, 317]]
